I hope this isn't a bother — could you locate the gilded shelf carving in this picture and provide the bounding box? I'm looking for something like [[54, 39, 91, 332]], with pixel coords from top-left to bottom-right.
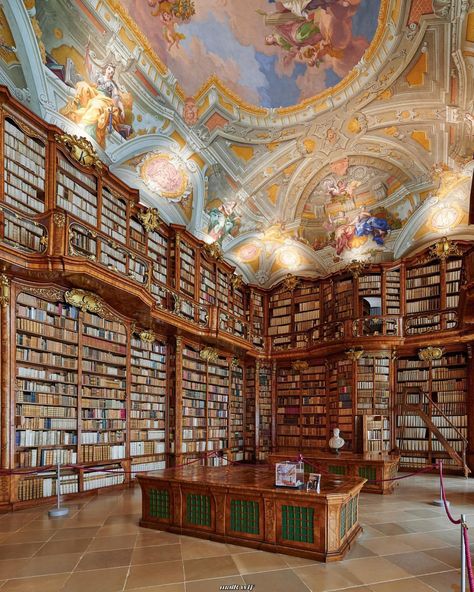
[[131, 322, 156, 343], [418, 346, 444, 361], [345, 348, 364, 361], [0, 274, 10, 307], [230, 274, 243, 290], [64, 288, 119, 321], [428, 237, 462, 261], [138, 208, 161, 233], [292, 360, 309, 371], [283, 274, 299, 292], [55, 133, 103, 171], [21, 285, 64, 303], [200, 346, 219, 363], [53, 211, 66, 228], [230, 356, 240, 368], [203, 242, 223, 261], [345, 259, 368, 278]]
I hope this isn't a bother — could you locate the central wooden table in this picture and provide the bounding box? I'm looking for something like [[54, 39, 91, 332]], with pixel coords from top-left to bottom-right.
[[136, 465, 366, 562]]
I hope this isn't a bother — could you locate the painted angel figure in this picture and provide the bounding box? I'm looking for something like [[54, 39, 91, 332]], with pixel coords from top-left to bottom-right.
[[60, 44, 133, 148], [327, 178, 360, 202]]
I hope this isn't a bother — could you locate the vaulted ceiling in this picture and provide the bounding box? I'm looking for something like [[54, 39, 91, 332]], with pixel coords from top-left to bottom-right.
[[1, 0, 473, 285]]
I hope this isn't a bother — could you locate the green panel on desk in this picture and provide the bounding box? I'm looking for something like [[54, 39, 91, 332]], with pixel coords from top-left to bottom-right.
[[358, 466, 376, 481], [329, 465, 347, 475], [340, 503, 347, 538], [149, 489, 170, 519], [281, 505, 314, 543], [230, 499, 259, 534], [186, 493, 211, 527]]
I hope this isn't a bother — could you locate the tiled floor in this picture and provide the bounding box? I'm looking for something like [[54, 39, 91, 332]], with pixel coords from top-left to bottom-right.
[[0, 473, 471, 591]]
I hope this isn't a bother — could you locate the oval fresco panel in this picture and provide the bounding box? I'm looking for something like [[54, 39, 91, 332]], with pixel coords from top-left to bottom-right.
[[122, 0, 382, 108]]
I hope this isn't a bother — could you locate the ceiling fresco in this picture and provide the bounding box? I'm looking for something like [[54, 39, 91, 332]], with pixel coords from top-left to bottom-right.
[[120, 0, 382, 109], [1, 0, 473, 286]]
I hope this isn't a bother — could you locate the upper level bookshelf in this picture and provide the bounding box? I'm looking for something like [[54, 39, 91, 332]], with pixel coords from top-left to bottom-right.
[[4, 117, 46, 216]]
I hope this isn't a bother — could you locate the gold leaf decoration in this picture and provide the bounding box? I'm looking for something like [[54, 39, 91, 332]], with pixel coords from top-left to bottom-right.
[[291, 360, 309, 371], [138, 208, 161, 233], [418, 346, 444, 361], [283, 274, 299, 292], [345, 348, 364, 360], [55, 133, 103, 171], [200, 346, 219, 363]]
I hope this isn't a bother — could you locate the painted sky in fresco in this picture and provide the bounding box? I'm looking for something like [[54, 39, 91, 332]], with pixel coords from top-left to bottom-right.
[[122, 0, 381, 108]]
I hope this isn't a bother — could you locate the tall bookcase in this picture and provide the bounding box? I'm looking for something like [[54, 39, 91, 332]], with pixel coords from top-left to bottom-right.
[[396, 351, 468, 470], [129, 335, 168, 474], [257, 364, 272, 461]]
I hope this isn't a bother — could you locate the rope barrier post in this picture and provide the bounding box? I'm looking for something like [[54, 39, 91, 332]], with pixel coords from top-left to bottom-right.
[[461, 514, 466, 592], [433, 461, 450, 508], [48, 461, 69, 518]]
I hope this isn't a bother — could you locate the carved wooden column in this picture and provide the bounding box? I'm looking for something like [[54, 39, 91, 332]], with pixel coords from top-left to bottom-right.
[[174, 337, 183, 465], [0, 274, 11, 504]]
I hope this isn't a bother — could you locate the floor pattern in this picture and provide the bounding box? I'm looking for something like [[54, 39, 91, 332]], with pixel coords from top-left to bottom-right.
[[0, 472, 470, 592]]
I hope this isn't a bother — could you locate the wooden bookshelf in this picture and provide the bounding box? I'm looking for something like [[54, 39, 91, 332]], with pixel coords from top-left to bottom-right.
[[229, 362, 244, 461], [129, 335, 167, 470], [396, 351, 468, 471], [244, 363, 256, 461], [181, 344, 207, 456], [3, 117, 46, 216], [363, 415, 390, 453], [257, 364, 272, 461]]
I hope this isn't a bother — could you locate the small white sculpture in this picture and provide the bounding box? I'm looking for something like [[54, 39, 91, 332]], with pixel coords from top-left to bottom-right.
[[329, 428, 345, 455]]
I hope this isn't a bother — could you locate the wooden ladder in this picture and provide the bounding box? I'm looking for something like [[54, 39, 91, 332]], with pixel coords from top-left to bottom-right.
[[397, 386, 470, 477]]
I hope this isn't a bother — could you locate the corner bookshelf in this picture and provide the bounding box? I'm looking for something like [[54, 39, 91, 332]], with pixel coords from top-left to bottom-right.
[[251, 291, 265, 348], [301, 361, 327, 449], [294, 283, 320, 348], [230, 362, 244, 461], [129, 335, 167, 473], [276, 366, 300, 449], [334, 278, 354, 320], [356, 354, 391, 415], [268, 287, 292, 350], [257, 365, 272, 460], [244, 363, 256, 461]]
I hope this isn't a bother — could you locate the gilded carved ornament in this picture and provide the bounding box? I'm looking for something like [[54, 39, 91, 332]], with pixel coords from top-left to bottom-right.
[[230, 274, 243, 290], [131, 323, 157, 343], [418, 346, 444, 361], [345, 348, 364, 361], [64, 289, 108, 316], [138, 208, 161, 233], [345, 259, 369, 278], [428, 237, 462, 261], [0, 274, 10, 307], [55, 133, 103, 172], [283, 274, 299, 292], [53, 211, 66, 228], [291, 360, 309, 372], [200, 347, 219, 364], [203, 242, 223, 261]]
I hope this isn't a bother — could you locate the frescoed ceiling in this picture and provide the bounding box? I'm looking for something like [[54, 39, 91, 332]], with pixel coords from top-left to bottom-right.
[[1, 0, 474, 286]]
